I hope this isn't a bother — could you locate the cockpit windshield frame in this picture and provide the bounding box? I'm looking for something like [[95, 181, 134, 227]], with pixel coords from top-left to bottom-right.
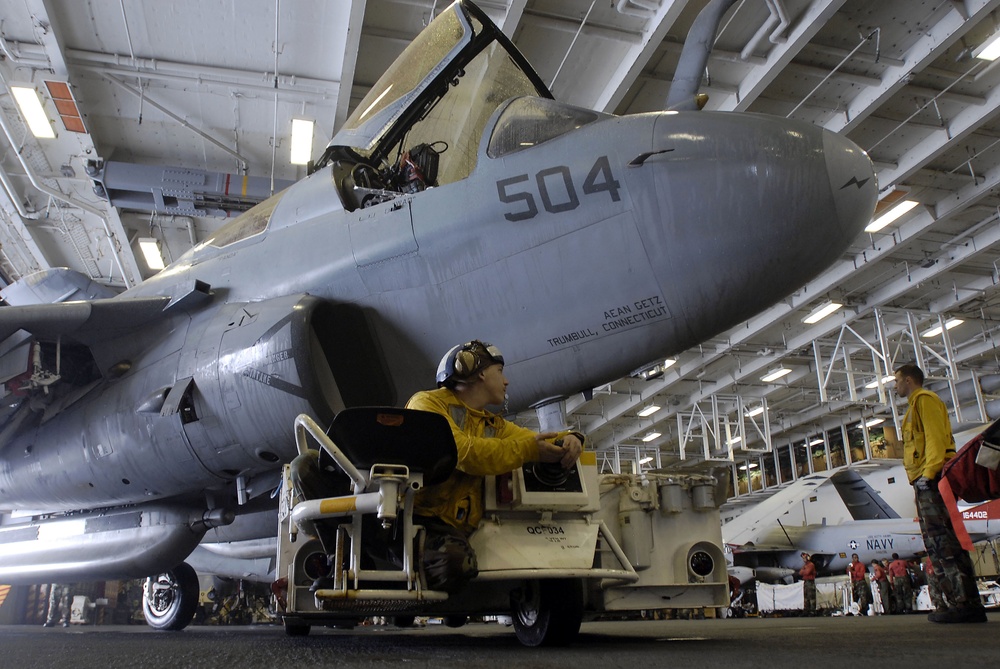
[[321, 1, 551, 168]]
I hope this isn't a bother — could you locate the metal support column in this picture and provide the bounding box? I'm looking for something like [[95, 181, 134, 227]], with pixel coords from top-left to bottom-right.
[[938, 316, 965, 424]]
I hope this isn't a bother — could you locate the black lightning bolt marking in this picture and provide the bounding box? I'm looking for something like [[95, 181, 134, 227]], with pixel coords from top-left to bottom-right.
[[628, 148, 674, 166], [840, 176, 870, 190]]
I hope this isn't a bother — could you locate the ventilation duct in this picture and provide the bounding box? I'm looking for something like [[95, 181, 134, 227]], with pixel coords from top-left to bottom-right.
[[87, 160, 295, 219]]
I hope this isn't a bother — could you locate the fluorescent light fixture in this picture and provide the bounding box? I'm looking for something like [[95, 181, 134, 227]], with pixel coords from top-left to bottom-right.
[[865, 374, 895, 389], [809, 438, 824, 446], [641, 431, 661, 443], [802, 300, 842, 324], [138, 237, 166, 271], [11, 86, 55, 138], [638, 456, 654, 465], [729, 436, 743, 445], [290, 118, 315, 165], [865, 200, 919, 233], [760, 367, 792, 383], [921, 318, 964, 338], [745, 406, 765, 418], [975, 32, 1000, 61], [738, 462, 759, 471], [635, 358, 676, 380], [637, 404, 661, 417], [863, 417, 885, 428]]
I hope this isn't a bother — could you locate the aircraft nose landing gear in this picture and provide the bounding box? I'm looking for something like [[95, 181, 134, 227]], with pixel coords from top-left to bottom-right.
[[142, 562, 200, 630]]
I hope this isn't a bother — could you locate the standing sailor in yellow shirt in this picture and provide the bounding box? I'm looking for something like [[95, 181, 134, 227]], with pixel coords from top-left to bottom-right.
[[894, 363, 986, 624], [406, 340, 584, 593]]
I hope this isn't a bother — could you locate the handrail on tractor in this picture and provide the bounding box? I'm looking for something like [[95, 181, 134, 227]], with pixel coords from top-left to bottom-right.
[[294, 413, 367, 492]]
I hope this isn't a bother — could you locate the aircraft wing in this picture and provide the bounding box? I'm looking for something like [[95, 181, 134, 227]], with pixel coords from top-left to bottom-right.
[[729, 542, 798, 554], [730, 541, 845, 579], [0, 297, 172, 345]]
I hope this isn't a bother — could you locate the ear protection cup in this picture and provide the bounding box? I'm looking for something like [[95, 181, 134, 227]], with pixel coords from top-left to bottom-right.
[[453, 349, 481, 377], [436, 340, 505, 387]]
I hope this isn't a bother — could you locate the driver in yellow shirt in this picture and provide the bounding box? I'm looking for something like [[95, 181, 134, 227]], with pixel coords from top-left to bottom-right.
[[406, 340, 584, 592]]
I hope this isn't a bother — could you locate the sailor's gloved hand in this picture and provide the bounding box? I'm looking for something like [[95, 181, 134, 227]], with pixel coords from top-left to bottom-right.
[[535, 432, 583, 469], [913, 476, 934, 492]]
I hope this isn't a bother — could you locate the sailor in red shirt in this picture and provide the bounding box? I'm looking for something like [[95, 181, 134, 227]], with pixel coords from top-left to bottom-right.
[[870, 559, 890, 615], [799, 552, 817, 615], [887, 553, 912, 613], [847, 553, 870, 615]]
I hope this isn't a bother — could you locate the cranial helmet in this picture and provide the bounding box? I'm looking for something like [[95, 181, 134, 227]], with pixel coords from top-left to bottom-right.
[[435, 340, 505, 388]]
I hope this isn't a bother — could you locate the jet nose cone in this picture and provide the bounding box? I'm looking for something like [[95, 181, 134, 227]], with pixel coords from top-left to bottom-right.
[[822, 130, 877, 243]]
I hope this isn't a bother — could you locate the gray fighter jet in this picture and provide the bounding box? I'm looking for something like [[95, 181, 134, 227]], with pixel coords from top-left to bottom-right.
[[0, 0, 876, 626]]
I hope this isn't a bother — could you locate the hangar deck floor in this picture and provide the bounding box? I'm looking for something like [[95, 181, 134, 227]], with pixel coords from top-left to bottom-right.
[[1, 613, 997, 669]]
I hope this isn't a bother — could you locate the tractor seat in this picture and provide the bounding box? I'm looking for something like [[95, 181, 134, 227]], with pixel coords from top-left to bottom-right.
[[322, 407, 457, 487]]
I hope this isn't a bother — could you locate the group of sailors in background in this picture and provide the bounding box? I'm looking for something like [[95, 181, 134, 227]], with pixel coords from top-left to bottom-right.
[[800, 551, 935, 615], [816, 553, 943, 615], [844, 552, 918, 615]]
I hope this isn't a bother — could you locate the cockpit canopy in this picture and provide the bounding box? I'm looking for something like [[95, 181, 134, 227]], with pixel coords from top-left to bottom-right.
[[321, 0, 551, 187], [313, 1, 612, 213]]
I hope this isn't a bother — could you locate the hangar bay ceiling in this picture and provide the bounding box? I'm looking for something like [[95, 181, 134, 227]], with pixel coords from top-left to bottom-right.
[[2, 0, 1000, 495]]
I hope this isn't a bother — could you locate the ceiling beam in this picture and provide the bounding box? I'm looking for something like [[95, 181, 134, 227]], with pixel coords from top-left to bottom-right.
[[868, 61, 1000, 190], [713, 0, 847, 112], [593, 0, 691, 113], [499, 0, 527, 39], [823, 0, 1000, 134], [334, 0, 367, 133]]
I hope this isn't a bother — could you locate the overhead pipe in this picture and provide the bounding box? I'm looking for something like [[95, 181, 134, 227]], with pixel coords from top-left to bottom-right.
[[270, 0, 281, 196], [550, 0, 597, 89], [0, 30, 43, 64], [867, 53, 985, 153], [69, 45, 337, 96], [740, 1, 779, 61], [0, 35, 335, 99], [105, 75, 250, 174], [767, 0, 790, 44], [929, 374, 1000, 406], [616, 0, 656, 19], [523, 13, 643, 44], [0, 74, 133, 287], [87, 160, 291, 218], [666, 0, 739, 111], [0, 161, 37, 219], [786, 28, 880, 119]]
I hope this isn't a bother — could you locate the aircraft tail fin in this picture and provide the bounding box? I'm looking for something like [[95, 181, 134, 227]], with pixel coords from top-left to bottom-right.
[[962, 498, 1000, 522], [830, 469, 901, 520]]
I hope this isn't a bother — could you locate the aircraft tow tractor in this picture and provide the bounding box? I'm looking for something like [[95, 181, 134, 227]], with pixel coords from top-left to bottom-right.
[[274, 407, 728, 646]]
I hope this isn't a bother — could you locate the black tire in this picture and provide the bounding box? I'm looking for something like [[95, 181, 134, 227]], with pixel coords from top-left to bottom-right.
[[443, 614, 467, 628], [142, 562, 200, 631], [511, 579, 583, 647], [393, 615, 416, 628], [284, 622, 311, 636]]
